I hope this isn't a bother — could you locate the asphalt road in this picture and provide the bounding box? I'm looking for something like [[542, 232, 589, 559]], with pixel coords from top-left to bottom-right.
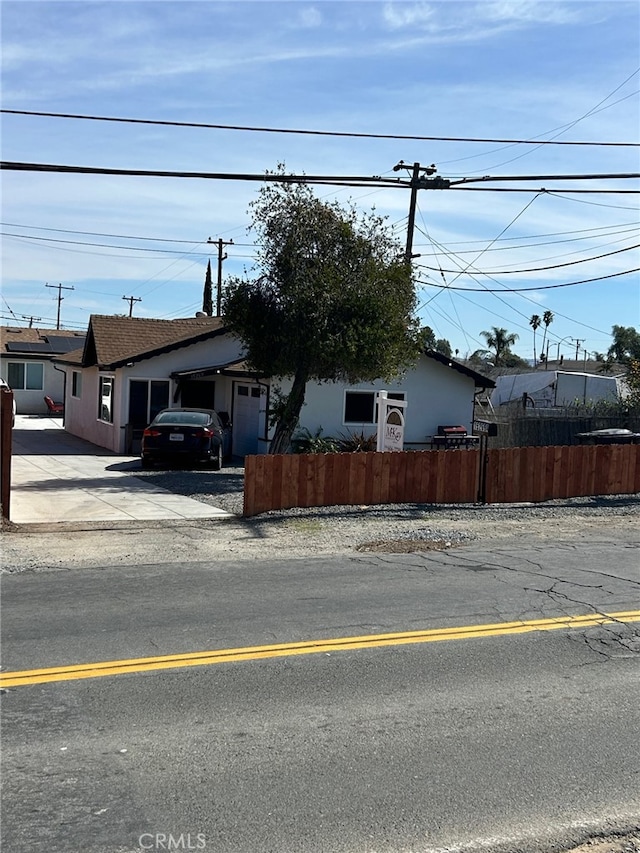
[[2, 541, 639, 853]]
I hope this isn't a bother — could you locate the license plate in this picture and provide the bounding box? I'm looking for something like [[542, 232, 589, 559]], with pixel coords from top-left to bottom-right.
[[169, 433, 184, 442]]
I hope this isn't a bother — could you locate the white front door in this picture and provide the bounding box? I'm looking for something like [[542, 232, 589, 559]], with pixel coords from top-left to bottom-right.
[[233, 383, 262, 457]]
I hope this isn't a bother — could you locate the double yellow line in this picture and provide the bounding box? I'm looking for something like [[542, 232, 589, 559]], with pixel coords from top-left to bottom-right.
[[2, 610, 639, 689]]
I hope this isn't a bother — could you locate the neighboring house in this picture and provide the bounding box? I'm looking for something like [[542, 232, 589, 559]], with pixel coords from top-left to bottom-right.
[[55, 314, 494, 457], [491, 370, 622, 409], [54, 315, 260, 455], [0, 326, 86, 414]]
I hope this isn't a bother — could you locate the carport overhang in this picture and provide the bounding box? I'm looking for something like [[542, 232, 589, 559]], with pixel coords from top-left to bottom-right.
[[170, 360, 264, 403]]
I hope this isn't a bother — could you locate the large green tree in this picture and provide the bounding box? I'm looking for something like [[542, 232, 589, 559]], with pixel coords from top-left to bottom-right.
[[607, 325, 640, 365], [222, 174, 421, 453]]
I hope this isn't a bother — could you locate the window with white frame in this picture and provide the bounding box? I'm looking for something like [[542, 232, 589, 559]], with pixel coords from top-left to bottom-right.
[[343, 390, 405, 424], [98, 375, 114, 423], [7, 362, 44, 391], [72, 370, 82, 398]]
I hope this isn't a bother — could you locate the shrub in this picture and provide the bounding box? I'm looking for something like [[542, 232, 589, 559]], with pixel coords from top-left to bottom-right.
[[338, 430, 378, 452], [291, 427, 341, 454]]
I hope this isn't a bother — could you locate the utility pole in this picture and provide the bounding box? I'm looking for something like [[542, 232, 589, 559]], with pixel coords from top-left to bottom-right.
[[574, 338, 585, 360], [122, 295, 142, 317], [392, 161, 449, 263], [45, 282, 74, 329], [20, 314, 42, 328], [207, 237, 234, 316]]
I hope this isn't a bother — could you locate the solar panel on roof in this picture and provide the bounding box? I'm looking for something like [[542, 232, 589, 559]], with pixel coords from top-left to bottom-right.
[[45, 336, 85, 352], [5, 337, 85, 354], [5, 341, 52, 353]]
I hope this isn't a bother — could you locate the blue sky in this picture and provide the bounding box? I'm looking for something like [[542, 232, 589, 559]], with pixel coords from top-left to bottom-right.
[[1, 0, 639, 362]]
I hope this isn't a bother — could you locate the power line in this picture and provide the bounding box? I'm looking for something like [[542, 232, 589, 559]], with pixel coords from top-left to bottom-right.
[[5, 219, 634, 254], [416, 243, 640, 276], [418, 268, 639, 292], [0, 222, 208, 244], [2, 162, 638, 196], [3, 108, 638, 147], [1, 232, 212, 255]]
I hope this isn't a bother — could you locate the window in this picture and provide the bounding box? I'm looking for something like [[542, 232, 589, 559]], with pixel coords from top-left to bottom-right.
[[344, 390, 405, 424], [98, 375, 114, 423], [72, 371, 82, 398], [344, 391, 375, 424], [7, 362, 44, 391], [129, 379, 170, 426]]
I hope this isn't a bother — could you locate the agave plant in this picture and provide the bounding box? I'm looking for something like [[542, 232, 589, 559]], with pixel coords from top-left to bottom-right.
[[291, 427, 340, 454], [338, 430, 378, 452]]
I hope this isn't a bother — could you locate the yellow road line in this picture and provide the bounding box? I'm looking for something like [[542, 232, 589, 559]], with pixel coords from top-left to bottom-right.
[[2, 610, 639, 688]]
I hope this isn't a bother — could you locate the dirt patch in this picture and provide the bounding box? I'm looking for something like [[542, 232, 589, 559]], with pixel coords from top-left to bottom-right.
[[564, 834, 640, 853], [356, 538, 457, 553]]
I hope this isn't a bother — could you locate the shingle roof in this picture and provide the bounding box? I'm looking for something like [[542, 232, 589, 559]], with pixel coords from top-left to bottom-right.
[[80, 315, 228, 369]]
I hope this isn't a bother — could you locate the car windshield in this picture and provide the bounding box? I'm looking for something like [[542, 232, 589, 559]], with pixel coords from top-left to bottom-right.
[[154, 411, 210, 426]]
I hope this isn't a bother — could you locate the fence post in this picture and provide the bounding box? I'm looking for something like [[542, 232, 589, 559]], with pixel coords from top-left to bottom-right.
[[1, 388, 13, 520]]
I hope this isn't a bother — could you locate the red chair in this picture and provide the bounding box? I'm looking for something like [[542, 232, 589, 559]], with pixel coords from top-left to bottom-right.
[[44, 395, 64, 415]]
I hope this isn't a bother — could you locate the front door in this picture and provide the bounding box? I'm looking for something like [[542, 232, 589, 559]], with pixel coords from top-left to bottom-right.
[[233, 383, 262, 457]]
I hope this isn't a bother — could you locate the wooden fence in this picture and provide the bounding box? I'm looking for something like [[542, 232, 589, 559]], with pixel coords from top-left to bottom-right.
[[485, 444, 640, 504], [242, 444, 640, 517], [243, 450, 479, 516]]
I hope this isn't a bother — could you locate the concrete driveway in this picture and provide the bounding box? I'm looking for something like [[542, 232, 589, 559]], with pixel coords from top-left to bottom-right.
[[7, 415, 233, 524]]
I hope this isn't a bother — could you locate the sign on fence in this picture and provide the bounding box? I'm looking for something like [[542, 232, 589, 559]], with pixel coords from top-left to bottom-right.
[[472, 419, 498, 436], [376, 391, 407, 452]]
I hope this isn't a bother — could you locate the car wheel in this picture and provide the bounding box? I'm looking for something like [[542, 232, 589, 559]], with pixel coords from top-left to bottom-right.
[[211, 443, 223, 471], [141, 457, 152, 470]]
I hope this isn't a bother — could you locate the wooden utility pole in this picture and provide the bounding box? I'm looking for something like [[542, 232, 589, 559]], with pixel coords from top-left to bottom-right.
[[20, 314, 42, 328], [392, 161, 448, 264], [207, 237, 234, 316], [122, 295, 142, 317], [45, 282, 74, 329]]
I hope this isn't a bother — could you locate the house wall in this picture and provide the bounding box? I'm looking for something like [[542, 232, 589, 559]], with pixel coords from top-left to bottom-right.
[[272, 354, 477, 447], [62, 335, 245, 454], [1, 358, 66, 414]]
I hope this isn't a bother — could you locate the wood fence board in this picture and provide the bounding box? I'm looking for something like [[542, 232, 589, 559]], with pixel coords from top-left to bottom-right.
[[280, 453, 300, 509], [584, 446, 598, 497], [403, 453, 418, 502], [348, 453, 368, 506], [295, 454, 308, 507], [592, 446, 609, 497], [390, 453, 407, 503], [632, 445, 640, 492], [380, 453, 391, 504]]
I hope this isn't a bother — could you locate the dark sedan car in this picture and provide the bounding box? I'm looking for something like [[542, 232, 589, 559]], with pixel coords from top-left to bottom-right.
[[141, 408, 231, 470]]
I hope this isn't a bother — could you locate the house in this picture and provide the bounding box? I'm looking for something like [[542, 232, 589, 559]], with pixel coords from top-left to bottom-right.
[[55, 314, 494, 457], [491, 369, 623, 409], [274, 350, 494, 449], [0, 326, 86, 414]]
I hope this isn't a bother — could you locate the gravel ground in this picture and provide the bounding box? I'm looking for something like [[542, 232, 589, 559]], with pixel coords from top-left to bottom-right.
[[132, 464, 640, 554]]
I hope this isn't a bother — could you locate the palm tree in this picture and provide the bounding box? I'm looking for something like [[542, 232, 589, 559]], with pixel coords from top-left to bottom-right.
[[480, 326, 519, 366], [529, 314, 541, 367], [541, 310, 554, 363]]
